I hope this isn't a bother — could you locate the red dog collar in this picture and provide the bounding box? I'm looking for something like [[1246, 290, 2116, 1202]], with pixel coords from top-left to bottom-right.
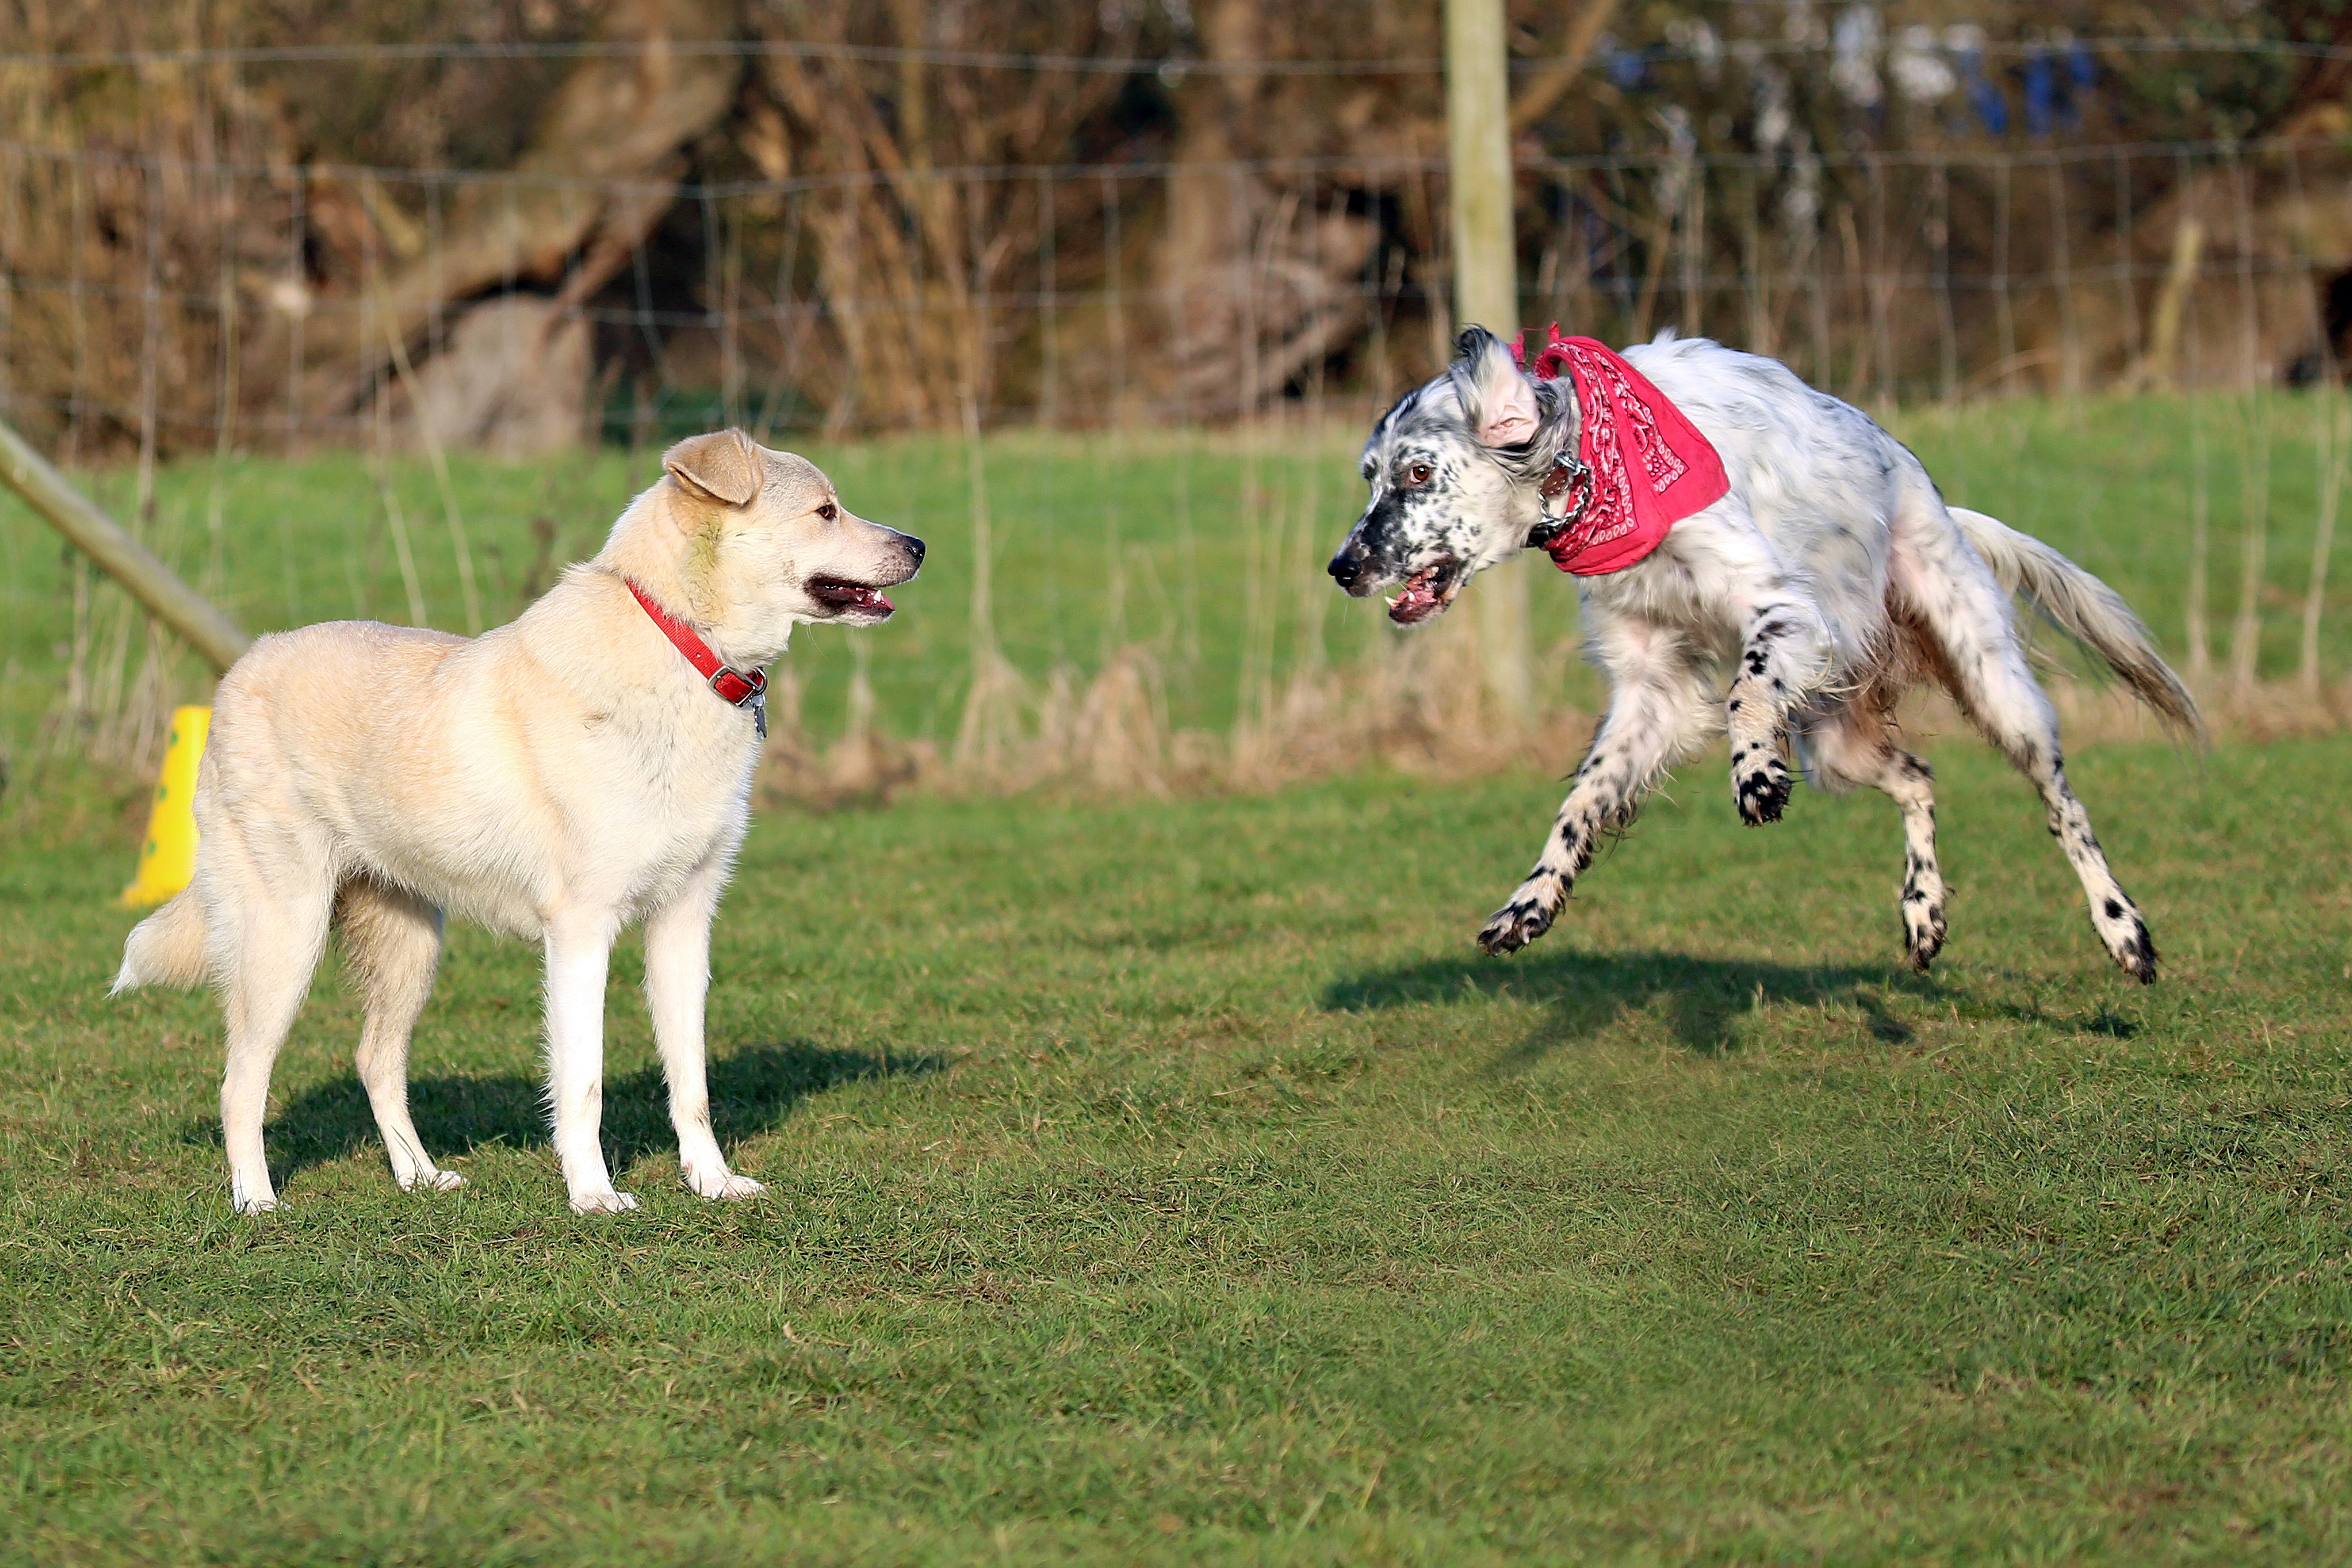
[[626, 580, 768, 728]]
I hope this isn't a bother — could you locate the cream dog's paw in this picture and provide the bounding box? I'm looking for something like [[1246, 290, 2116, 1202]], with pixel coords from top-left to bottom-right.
[[568, 1189, 640, 1215], [686, 1167, 766, 1201]]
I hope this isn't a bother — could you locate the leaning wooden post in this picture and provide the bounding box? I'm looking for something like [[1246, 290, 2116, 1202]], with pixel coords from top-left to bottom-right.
[[1446, 0, 1533, 720], [0, 416, 250, 673]]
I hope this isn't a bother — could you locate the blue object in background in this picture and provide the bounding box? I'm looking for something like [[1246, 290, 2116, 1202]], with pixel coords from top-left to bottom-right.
[[1608, 47, 1647, 90], [2024, 49, 2055, 138], [2067, 42, 2096, 128], [1956, 44, 2009, 136]]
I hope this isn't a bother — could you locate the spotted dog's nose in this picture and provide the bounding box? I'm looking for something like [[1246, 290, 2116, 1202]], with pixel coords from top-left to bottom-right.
[[1328, 544, 1370, 592]]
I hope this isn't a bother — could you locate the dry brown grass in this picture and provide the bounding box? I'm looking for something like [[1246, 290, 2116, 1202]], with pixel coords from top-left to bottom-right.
[[760, 630, 2352, 812], [761, 617, 1592, 809]]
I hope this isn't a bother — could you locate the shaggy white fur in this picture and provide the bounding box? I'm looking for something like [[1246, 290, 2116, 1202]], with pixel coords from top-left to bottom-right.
[[1330, 328, 2198, 981]]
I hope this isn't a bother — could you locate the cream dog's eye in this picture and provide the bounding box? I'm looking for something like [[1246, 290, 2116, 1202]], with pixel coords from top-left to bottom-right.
[[816, 501, 837, 520]]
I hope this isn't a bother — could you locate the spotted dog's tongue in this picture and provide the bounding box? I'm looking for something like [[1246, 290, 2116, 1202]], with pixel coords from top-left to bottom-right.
[[1386, 566, 1448, 625], [809, 578, 894, 615]]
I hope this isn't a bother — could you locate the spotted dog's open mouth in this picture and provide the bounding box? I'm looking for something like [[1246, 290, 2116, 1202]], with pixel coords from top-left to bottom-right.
[[1385, 557, 1465, 626], [807, 576, 895, 619]]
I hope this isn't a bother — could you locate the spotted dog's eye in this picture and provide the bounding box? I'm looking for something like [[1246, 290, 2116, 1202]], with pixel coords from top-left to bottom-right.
[[1405, 463, 1434, 487], [816, 501, 837, 521]]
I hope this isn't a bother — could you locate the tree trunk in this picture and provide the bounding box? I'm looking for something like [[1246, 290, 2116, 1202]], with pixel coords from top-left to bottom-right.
[[277, 0, 741, 439]]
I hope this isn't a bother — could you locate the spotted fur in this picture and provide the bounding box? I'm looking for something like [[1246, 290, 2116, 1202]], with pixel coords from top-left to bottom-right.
[[1329, 327, 2201, 983]]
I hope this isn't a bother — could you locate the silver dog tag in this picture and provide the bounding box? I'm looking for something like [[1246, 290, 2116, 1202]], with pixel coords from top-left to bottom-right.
[[750, 691, 768, 741]]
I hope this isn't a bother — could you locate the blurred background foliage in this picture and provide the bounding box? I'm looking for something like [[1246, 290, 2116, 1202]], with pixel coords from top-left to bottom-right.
[[11, 1, 2352, 456]]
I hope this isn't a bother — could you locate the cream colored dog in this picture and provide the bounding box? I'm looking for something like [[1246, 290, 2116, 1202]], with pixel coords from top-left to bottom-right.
[[114, 430, 923, 1215]]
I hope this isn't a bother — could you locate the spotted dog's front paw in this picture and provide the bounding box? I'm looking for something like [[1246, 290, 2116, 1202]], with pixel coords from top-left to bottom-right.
[[1477, 879, 1561, 955], [1733, 751, 1793, 826], [2093, 896, 2159, 985], [1900, 864, 1948, 972], [1901, 901, 1948, 973]]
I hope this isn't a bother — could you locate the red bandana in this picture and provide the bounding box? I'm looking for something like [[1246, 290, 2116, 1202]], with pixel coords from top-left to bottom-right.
[[1510, 326, 1729, 575]]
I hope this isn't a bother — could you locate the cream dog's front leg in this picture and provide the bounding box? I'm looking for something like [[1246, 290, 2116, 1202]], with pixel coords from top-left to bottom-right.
[[644, 855, 764, 1201], [544, 913, 635, 1214]]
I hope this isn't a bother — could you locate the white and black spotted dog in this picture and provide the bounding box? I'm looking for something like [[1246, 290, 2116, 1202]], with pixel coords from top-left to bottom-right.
[[1328, 326, 2200, 981]]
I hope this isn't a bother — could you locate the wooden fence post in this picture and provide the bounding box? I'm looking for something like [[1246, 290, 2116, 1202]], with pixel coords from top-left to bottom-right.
[[1446, 0, 1533, 719], [0, 417, 251, 674]]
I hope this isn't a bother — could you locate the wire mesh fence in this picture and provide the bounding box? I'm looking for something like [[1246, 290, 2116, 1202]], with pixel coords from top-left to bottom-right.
[[9, 134, 2352, 450], [4, 30, 2350, 792]]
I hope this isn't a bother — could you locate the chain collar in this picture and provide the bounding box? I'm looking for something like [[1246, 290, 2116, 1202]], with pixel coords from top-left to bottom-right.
[[1525, 449, 1593, 553]]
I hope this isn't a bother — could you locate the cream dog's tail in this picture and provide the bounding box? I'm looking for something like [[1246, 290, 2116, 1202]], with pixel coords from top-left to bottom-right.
[[113, 889, 209, 993], [1951, 506, 2205, 741]]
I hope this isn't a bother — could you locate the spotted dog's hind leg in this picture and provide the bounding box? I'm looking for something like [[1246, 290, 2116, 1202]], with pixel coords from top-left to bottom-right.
[[1797, 707, 1948, 971], [1878, 751, 1947, 970], [1478, 645, 1713, 956], [1725, 597, 1825, 826], [1894, 550, 2158, 982], [2000, 729, 2155, 982]]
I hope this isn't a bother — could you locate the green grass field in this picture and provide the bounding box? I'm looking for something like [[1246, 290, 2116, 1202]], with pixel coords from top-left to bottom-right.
[[3, 399, 2351, 1561], [5, 735, 2351, 1562], [2, 390, 2348, 762]]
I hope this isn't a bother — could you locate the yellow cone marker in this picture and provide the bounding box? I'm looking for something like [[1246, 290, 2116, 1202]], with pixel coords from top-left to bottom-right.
[[121, 705, 210, 908]]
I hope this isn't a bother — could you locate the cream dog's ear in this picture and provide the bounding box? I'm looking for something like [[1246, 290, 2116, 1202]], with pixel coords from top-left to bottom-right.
[[664, 428, 761, 507]]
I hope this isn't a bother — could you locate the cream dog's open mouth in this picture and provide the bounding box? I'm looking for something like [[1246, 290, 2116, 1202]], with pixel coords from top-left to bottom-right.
[[806, 576, 895, 619]]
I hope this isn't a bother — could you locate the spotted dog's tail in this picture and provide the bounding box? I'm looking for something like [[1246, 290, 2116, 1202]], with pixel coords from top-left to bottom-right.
[[113, 888, 209, 994], [1951, 506, 2204, 741]]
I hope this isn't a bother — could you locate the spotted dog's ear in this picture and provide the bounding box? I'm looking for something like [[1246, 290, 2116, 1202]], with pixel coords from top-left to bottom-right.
[[664, 428, 761, 508], [1451, 326, 1540, 449]]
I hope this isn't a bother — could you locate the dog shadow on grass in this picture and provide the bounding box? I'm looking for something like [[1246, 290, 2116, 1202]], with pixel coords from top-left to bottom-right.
[[1324, 945, 1940, 1066], [188, 1041, 938, 1185]]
